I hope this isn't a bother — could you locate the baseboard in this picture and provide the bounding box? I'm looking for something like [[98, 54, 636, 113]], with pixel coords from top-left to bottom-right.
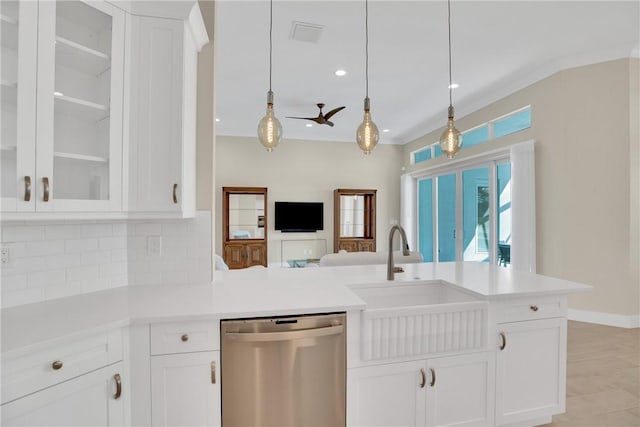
[[568, 309, 640, 329]]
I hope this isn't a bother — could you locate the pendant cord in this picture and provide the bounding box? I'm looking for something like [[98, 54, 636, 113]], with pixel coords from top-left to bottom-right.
[[269, 0, 273, 92], [365, 0, 369, 99], [447, 0, 453, 107]]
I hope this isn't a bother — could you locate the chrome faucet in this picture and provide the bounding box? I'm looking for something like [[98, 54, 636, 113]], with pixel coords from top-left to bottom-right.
[[387, 224, 410, 281]]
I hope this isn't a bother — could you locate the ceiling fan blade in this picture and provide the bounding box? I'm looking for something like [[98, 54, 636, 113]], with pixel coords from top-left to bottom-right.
[[323, 106, 346, 120], [286, 116, 319, 122], [325, 120, 335, 127]]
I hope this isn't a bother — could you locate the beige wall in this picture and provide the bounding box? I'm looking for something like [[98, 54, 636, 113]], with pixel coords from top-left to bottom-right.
[[215, 136, 404, 265], [403, 58, 640, 317]]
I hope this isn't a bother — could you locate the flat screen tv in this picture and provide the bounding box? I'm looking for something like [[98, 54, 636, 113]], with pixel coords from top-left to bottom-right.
[[275, 202, 323, 232]]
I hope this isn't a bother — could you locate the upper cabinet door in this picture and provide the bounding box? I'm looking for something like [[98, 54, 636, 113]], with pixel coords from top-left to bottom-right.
[[126, 15, 187, 215], [35, 0, 124, 212], [1, 0, 38, 213]]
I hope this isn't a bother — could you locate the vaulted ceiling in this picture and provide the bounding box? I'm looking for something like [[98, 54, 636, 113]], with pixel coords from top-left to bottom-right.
[[214, 1, 639, 145]]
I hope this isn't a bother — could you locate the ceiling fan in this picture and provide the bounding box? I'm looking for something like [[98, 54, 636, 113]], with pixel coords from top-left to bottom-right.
[[286, 103, 346, 127]]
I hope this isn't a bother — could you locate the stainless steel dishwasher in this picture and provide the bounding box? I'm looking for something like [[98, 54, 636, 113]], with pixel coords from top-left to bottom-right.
[[221, 313, 346, 427]]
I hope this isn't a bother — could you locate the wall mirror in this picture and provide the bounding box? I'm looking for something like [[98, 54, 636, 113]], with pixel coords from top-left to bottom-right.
[[223, 187, 268, 269], [333, 189, 376, 253]]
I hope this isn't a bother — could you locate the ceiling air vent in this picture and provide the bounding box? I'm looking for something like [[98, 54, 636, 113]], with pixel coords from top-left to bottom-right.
[[289, 21, 324, 44]]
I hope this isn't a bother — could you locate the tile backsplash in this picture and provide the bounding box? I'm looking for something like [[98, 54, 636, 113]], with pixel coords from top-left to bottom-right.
[[1, 211, 212, 308]]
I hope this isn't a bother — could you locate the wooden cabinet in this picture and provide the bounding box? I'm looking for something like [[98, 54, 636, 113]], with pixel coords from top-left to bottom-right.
[[1, 328, 126, 427], [347, 352, 494, 427], [2, 0, 125, 214], [124, 5, 208, 217], [334, 189, 376, 253], [222, 187, 268, 268], [495, 318, 566, 425], [151, 351, 220, 427]]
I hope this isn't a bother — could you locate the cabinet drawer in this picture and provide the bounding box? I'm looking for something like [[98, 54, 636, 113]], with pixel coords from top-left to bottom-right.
[[495, 296, 567, 323], [150, 320, 219, 355], [1, 329, 123, 404]]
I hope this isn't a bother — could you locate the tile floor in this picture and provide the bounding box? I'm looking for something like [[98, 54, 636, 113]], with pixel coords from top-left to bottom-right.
[[543, 321, 640, 427]]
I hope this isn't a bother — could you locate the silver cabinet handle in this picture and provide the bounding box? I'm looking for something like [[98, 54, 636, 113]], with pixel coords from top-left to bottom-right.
[[419, 368, 426, 388], [181, 334, 189, 342], [211, 361, 216, 384], [499, 332, 507, 350], [226, 324, 344, 343], [172, 183, 178, 204], [24, 176, 31, 201], [530, 305, 539, 312], [429, 368, 436, 387], [113, 373, 122, 399], [42, 177, 49, 202], [51, 360, 63, 370]]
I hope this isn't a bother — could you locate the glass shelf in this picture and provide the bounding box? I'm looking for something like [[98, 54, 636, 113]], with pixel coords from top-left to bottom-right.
[[54, 93, 109, 121], [53, 151, 108, 163]]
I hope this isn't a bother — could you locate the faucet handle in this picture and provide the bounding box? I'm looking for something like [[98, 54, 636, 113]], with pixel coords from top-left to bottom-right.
[[393, 266, 404, 273]]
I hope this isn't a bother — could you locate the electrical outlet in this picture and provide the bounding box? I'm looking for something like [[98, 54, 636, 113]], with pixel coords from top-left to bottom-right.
[[1, 246, 10, 264], [147, 236, 162, 256]]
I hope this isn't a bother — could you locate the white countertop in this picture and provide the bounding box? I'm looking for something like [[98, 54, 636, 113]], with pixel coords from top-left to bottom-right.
[[1, 262, 590, 354]]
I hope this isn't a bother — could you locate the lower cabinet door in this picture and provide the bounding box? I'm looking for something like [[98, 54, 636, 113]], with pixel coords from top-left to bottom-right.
[[495, 318, 567, 425], [1, 362, 125, 427], [425, 352, 495, 427], [245, 242, 266, 267], [347, 360, 427, 427], [151, 351, 220, 427]]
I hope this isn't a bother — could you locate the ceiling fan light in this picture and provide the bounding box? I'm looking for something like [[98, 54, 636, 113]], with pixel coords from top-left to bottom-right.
[[257, 91, 283, 152], [356, 97, 380, 155]]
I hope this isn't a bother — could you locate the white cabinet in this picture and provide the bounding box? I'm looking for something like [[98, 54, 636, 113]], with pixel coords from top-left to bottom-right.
[[1, 328, 127, 427], [347, 352, 494, 427], [147, 320, 221, 427], [348, 360, 427, 427], [1, 0, 125, 214], [150, 351, 220, 427], [2, 362, 126, 427], [124, 6, 207, 217], [495, 318, 567, 426]]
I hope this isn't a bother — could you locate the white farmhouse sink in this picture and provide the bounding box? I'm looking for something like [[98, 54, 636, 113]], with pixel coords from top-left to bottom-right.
[[351, 282, 488, 362], [352, 282, 477, 309]]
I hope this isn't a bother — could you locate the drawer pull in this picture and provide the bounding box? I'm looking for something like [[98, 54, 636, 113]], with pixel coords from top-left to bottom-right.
[[419, 368, 426, 388], [211, 361, 216, 384], [24, 176, 31, 201], [530, 305, 539, 312], [499, 332, 507, 350], [42, 177, 49, 202], [181, 334, 189, 342], [173, 183, 178, 204], [51, 360, 63, 370], [429, 368, 436, 387], [113, 373, 122, 399]]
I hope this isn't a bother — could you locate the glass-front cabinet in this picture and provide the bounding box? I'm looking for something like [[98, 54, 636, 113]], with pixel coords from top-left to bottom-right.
[[1, 0, 124, 213], [333, 189, 377, 253], [222, 187, 268, 269]]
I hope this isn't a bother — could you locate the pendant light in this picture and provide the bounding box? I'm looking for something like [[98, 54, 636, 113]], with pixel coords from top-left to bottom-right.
[[356, 0, 379, 155], [439, 0, 462, 159], [257, 0, 282, 151]]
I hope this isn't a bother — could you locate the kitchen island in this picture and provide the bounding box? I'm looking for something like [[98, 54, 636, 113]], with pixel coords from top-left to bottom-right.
[[1, 262, 590, 426]]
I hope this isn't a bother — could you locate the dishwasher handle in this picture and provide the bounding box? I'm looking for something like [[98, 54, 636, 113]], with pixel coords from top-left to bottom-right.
[[225, 324, 344, 343]]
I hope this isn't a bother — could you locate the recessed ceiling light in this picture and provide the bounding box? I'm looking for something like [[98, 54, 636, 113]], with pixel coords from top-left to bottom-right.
[[334, 69, 347, 77], [382, 129, 390, 133], [305, 123, 313, 127], [448, 83, 460, 89], [215, 118, 220, 122]]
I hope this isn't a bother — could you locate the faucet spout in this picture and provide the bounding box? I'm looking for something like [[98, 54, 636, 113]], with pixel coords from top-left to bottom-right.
[[387, 224, 410, 281]]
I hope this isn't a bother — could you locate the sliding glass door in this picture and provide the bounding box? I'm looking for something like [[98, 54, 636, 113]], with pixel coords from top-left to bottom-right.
[[417, 162, 512, 267]]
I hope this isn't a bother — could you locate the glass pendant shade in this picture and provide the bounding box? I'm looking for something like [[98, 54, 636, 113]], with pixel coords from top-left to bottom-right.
[[439, 106, 462, 159], [257, 91, 282, 152], [356, 97, 379, 155]]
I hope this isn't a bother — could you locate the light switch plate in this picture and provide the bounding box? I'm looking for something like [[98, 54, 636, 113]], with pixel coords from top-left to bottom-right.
[[1, 246, 10, 265]]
